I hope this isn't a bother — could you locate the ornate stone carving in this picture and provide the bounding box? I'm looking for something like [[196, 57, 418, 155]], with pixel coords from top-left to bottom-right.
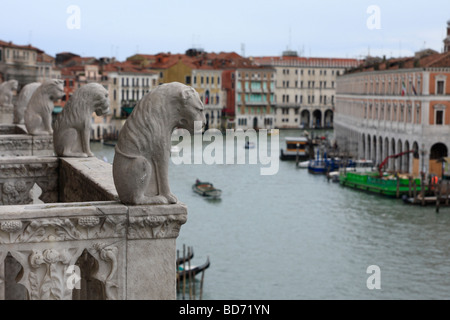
[[54, 83, 110, 157], [0, 160, 59, 205], [113, 82, 206, 205], [0, 215, 127, 245], [0, 220, 23, 233], [89, 243, 119, 300], [128, 214, 187, 239], [0, 251, 7, 300], [9, 248, 83, 300], [14, 82, 41, 124], [25, 79, 64, 135], [0, 80, 18, 108]]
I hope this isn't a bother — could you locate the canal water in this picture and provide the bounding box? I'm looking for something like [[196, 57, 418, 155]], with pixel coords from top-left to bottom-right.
[[90, 129, 450, 300]]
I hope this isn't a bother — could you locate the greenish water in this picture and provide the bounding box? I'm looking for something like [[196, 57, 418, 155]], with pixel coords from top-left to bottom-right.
[[90, 130, 450, 300]]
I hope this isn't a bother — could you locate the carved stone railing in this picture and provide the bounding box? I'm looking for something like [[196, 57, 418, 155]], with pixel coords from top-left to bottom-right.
[[0, 125, 54, 157], [0, 157, 187, 300]]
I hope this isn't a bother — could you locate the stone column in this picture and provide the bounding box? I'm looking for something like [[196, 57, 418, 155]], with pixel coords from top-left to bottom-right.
[[126, 204, 187, 300]]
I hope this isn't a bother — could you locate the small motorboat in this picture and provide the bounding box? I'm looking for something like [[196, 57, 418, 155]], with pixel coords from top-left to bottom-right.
[[245, 141, 255, 149], [192, 180, 222, 199]]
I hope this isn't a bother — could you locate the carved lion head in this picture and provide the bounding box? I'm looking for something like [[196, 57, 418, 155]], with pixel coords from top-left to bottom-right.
[[41, 79, 65, 102], [177, 85, 206, 134]]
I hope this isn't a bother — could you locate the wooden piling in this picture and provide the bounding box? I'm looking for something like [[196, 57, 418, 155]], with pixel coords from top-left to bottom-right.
[[396, 176, 400, 199], [408, 177, 412, 198], [436, 181, 441, 213], [446, 180, 449, 206], [182, 244, 186, 300], [187, 247, 193, 300], [199, 258, 207, 300], [413, 181, 418, 204], [421, 173, 425, 206]]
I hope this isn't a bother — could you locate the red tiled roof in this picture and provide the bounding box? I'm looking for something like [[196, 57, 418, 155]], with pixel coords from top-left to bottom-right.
[[347, 51, 450, 74], [102, 61, 157, 75], [0, 40, 43, 53]]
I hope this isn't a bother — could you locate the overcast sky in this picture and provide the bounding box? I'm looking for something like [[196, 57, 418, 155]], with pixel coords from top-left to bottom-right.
[[1, 0, 449, 61]]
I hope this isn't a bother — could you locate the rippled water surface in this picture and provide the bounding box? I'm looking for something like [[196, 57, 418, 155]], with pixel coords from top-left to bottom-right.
[[91, 130, 450, 300]]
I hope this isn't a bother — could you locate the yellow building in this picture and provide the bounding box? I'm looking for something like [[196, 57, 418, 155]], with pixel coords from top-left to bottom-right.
[[191, 68, 223, 130]]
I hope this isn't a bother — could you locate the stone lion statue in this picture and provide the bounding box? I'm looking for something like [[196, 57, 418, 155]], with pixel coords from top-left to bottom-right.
[[25, 79, 65, 135], [14, 82, 41, 124], [0, 80, 19, 107], [53, 83, 110, 157], [113, 82, 206, 205]]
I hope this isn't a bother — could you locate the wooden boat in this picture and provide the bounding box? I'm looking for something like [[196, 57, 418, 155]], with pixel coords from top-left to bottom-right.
[[192, 180, 222, 199], [177, 257, 210, 282]]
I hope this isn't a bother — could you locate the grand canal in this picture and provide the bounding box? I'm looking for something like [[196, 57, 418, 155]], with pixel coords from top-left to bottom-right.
[[91, 129, 450, 300]]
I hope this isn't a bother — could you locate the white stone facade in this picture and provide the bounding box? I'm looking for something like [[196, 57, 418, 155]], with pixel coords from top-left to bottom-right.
[[335, 67, 450, 177]]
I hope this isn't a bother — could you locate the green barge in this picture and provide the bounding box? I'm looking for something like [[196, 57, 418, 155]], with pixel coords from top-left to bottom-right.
[[339, 171, 426, 197]]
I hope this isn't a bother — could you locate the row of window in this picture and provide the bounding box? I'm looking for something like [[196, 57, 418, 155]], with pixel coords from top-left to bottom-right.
[[280, 80, 335, 89], [339, 75, 447, 96], [192, 75, 221, 86], [114, 77, 155, 87], [237, 81, 275, 91], [280, 94, 335, 105], [237, 93, 275, 103], [364, 104, 421, 124], [119, 89, 150, 101], [237, 118, 274, 126], [0, 48, 36, 62], [281, 69, 341, 76]]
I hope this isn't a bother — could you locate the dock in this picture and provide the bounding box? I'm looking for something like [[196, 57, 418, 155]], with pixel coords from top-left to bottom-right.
[[402, 179, 450, 212]]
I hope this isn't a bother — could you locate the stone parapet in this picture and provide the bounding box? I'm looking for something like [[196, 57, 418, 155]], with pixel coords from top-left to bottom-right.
[[0, 157, 188, 300], [0, 125, 54, 157]]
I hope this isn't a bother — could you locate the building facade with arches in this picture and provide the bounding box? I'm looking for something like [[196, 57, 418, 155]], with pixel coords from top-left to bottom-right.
[[335, 50, 450, 178], [253, 54, 361, 129]]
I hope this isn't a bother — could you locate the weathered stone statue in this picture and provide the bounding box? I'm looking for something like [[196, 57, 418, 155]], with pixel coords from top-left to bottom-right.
[[14, 82, 41, 124], [25, 79, 64, 135], [113, 82, 206, 205], [0, 80, 18, 108], [53, 83, 110, 157]]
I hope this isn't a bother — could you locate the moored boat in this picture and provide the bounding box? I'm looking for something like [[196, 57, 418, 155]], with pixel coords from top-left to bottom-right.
[[339, 171, 426, 197], [280, 137, 310, 161], [192, 180, 222, 199], [177, 257, 210, 282]]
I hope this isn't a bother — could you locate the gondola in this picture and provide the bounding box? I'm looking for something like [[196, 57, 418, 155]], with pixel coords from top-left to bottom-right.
[[176, 247, 194, 267], [177, 257, 210, 282]]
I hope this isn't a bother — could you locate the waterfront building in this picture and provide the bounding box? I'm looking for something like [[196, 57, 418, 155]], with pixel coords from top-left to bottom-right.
[[0, 40, 44, 86], [128, 50, 259, 130], [234, 66, 276, 130], [191, 67, 223, 130], [101, 61, 158, 140], [36, 53, 61, 83], [254, 52, 361, 129], [335, 50, 450, 178]]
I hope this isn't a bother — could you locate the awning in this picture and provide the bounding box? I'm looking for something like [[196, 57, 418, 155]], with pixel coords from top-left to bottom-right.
[[121, 106, 135, 115], [53, 106, 63, 114]]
